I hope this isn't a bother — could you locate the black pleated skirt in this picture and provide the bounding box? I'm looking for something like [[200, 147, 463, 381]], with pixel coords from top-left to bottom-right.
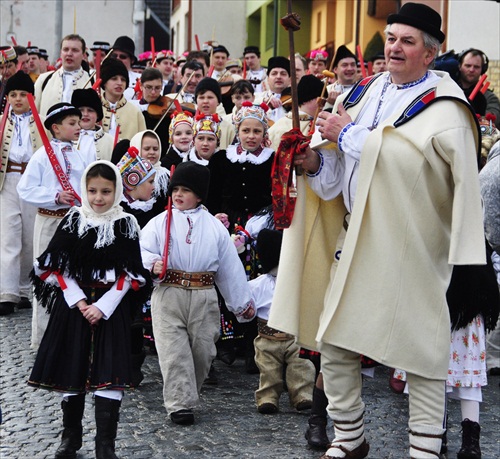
[[28, 286, 132, 393]]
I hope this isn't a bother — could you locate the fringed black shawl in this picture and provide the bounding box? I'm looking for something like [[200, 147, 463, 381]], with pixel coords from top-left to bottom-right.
[[447, 241, 500, 332], [31, 211, 152, 312]]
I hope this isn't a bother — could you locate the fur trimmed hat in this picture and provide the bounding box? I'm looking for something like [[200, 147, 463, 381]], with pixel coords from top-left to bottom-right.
[[116, 146, 155, 192], [195, 77, 222, 103], [44, 103, 81, 130], [100, 58, 130, 89], [167, 160, 211, 203], [298, 75, 324, 106], [267, 56, 290, 76], [256, 229, 283, 274], [71, 88, 104, 122], [5, 70, 34, 95]]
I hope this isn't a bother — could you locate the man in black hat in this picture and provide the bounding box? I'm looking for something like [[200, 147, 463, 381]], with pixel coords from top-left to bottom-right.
[[370, 53, 386, 74], [210, 44, 230, 81], [34, 34, 90, 116], [254, 56, 291, 123], [243, 46, 267, 92], [325, 45, 358, 109], [271, 3, 485, 458], [111, 36, 141, 101], [26, 46, 42, 82]]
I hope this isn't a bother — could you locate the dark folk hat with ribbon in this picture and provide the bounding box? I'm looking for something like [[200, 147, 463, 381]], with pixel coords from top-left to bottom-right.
[[44, 103, 81, 130], [387, 2, 445, 44]]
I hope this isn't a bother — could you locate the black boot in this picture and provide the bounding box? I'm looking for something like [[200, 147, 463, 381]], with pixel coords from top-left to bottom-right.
[[304, 387, 330, 450], [457, 419, 481, 459], [130, 352, 146, 387], [95, 397, 121, 459], [54, 394, 85, 459]]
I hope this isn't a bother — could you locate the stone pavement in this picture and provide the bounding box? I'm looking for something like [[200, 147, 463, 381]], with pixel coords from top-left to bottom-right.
[[1, 308, 499, 459]]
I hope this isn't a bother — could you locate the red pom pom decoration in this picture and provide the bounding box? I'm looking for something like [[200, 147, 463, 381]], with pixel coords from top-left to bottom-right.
[[128, 146, 139, 158]]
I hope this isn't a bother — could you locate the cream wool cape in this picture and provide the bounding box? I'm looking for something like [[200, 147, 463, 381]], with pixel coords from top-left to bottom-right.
[[268, 71, 485, 380]]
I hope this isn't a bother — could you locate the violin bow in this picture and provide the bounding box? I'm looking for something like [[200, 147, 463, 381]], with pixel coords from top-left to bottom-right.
[[0, 102, 10, 173], [153, 71, 196, 131]]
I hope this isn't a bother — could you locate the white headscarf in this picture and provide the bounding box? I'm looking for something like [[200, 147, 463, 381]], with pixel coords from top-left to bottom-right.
[[63, 160, 140, 248]]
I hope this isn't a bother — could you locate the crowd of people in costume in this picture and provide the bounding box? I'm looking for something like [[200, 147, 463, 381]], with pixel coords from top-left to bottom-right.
[[1, 3, 500, 459]]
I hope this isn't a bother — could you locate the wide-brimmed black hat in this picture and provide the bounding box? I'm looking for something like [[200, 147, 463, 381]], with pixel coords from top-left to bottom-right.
[[44, 103, 81, 130], [332, 45, 356, 69], [387, 2, 445, 44], [5, 70, 35, 95], [167, 161, 211, 203], [298, 75, 324, 106], [71, 88, 104, 122], [111, 36, 137, 63], [267, 56, 290, 76]]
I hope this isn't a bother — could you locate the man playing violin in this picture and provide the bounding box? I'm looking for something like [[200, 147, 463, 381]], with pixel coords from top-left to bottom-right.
[[243, 46, 267, 93], [132, 68, 171, 155]]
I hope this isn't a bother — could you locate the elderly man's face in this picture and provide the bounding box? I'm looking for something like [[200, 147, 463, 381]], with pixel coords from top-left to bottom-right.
[[384, 23, 434, 85]]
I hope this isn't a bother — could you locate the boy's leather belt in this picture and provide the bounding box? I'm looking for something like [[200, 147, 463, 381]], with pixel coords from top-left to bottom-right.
[[161, 269, 215, 289], [6, 160, 28, 174], [37, 207, 70, 218], [257, 318, 294, 341]]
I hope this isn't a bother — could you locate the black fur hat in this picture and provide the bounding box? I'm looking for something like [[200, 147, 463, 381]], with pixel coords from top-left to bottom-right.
[[167, 161, 211, 203], [267, 56, 290, 76], [195, 77, 222, 103], [5, 70, 34, 95], [256, 229, 283, 274], [298, 75, 324, 106], [71, 88, 104, 122], [100, 58, 130, 89]]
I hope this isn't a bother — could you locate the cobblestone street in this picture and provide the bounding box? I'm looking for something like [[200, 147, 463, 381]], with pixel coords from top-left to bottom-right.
[[1, 309, 499, 458]]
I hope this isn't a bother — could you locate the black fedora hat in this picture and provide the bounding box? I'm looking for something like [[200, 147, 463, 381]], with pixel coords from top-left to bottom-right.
[[387, 2, 445, 44]]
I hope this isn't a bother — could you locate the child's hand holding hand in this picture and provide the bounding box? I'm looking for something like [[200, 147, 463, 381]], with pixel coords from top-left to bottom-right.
[[236, 300, 256, 322], [153, 260, 164, 276], [215, 213, 230, 228], [57, 190, 77, 205], [83, 304, 104, 325]]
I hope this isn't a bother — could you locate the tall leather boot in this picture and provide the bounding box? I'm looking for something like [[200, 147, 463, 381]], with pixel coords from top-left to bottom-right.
[[54, 394, 86, 459], [95, 396, 121, 459], [457, 419, 481, 459], [305, 386, 330, 450], [130, 352, 146, 388]]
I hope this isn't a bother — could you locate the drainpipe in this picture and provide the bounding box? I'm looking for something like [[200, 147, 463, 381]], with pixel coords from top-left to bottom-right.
[[133, 0, 145, 53]]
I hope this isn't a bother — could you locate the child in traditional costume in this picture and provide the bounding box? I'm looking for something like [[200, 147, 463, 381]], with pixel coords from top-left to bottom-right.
[[28, 160, 151, 459], [251, 229, 315, 414], [206, 101, 274, 373], [160, 110, 194, 170], [184, 113, 221, 165], [0, 71, 43, 316], [140, 161, 255, 425], [17, 102, 91, 348], [72, 88, 113, 162]]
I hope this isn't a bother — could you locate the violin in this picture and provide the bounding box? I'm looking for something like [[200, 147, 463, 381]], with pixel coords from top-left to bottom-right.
[[218, 73, 235, 96], [147, 96, 196, 118]]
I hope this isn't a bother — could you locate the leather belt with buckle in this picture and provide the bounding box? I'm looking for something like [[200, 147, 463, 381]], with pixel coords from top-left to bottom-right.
[[161, 269, 215, 289], [6, 161, 28, 174]]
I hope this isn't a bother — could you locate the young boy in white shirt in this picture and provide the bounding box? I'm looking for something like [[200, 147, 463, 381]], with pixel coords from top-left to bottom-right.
[[140, 161, 255, 425]]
